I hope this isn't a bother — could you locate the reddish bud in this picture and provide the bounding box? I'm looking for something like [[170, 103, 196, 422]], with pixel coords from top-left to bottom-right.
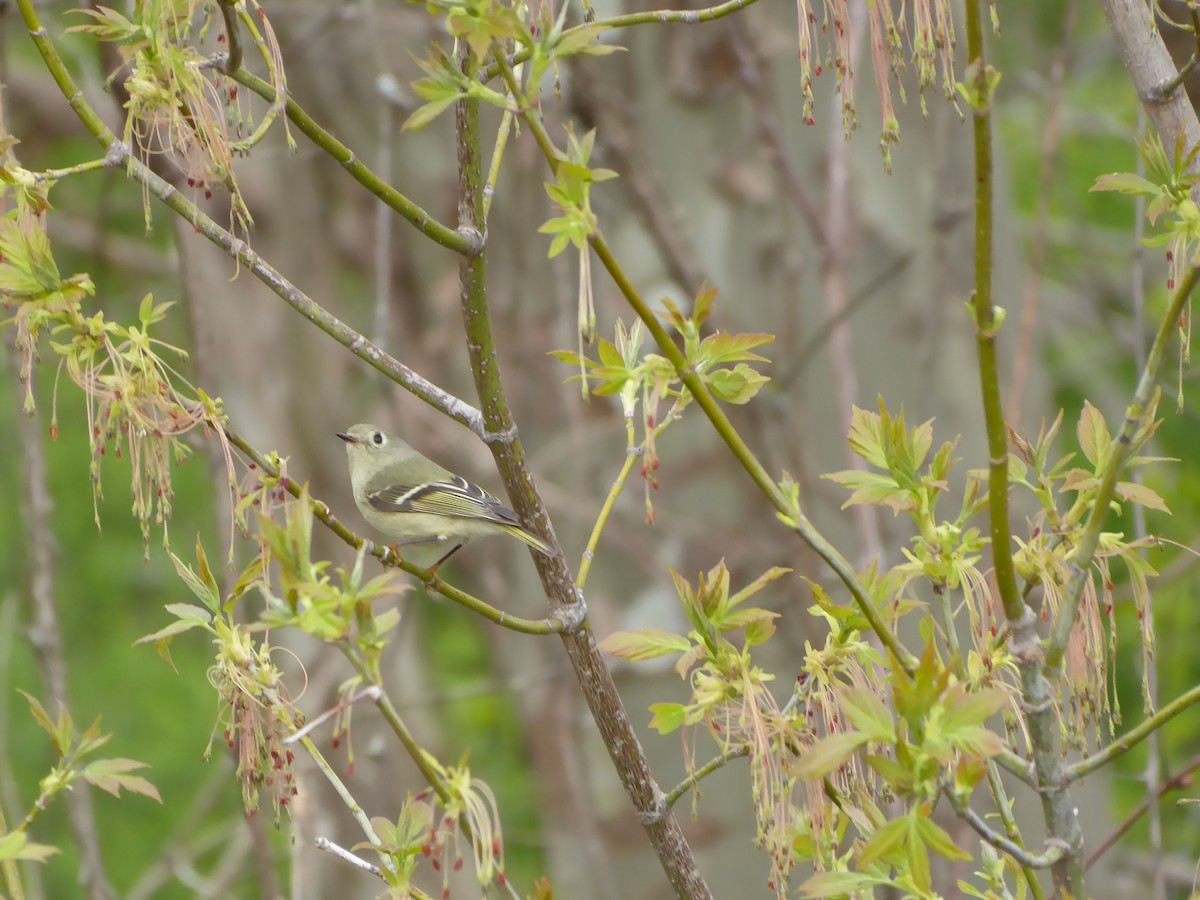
[[432, 858, 441, 872], [49, 424, 58, 440], [806, 116, 816, 126], [814, 65, 822, 76], [454, 857, 463, 871], [205, 190, 212, 200]]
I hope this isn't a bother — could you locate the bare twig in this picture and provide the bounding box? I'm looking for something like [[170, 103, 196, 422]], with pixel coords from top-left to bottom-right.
[[1085, 754, 1200, 871], [665, 746, 750, 807], [314, 837, 384, 880]]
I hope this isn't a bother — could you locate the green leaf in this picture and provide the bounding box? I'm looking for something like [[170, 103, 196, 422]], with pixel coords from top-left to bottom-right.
[[1090, 172, 1161, 197], [401, 95, 459, 132], [0, 830, 60, 863], [19, 690, 58, 747], [743, 612, 779, 646], [1115, 480, 1171, 514], [846, 405, 888, 468], [793, 731, 870, 781], [697, 332, 774, 366], [709, 363, 770, 404], [83, 758, 162, 802], [170, 551, 220, 612], [822, 469, 911, 514], [647, 702, 688, 734], [1076, 400, 1111, 469], [599, 628, 691, 661], [133, 612, 207, 646], [838, 686, 896, 743], [864, 754, 913, 792], [799, 870, 889, 897], [914, 814, 971, 861], [857, 813, 910, 867], [725, 566, 791, 610], [940, 686, 1008, 732]]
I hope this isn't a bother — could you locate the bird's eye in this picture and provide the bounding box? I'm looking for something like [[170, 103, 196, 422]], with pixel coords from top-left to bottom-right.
[[372, 432, 385, 446]]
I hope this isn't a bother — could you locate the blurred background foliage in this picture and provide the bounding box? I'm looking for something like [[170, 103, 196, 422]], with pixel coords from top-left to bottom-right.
[[2, 0, 1199, 897]]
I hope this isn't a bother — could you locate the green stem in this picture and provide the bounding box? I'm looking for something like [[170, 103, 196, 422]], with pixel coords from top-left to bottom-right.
[[577, 440, 639, 590], [665, 746, 749, 807], [299, 734, 381, 848], [29, 156, 116, 182], [1046, 264, 1200, 668], [215, 0, 242, 75], [1067, 682, 1200, 781], [482, 107, 515, 225], [228, 68, 478, 256], [965, 0, 1081, 892]]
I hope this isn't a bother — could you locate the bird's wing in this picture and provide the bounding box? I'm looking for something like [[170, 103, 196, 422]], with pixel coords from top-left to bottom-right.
[[367, 476, 521, 526]]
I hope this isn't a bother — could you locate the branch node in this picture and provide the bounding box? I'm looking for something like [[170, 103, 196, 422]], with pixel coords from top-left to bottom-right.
[[1018, 696, 1054, 716], [636, 786, 669, 826], [102, 141, 130, 167], [457, 224, 485, 255], [480, 424, 518, 445], [553, 598, 588, 633]]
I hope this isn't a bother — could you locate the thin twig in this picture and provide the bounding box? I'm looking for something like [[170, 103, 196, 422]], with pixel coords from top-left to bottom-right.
[[224, 72, 477, 256], [665, 746, 750, 807], [1084, 754, 1200, 871], [313, 837, 384, 880], [1067, 682, 1200, 781], [945, 789, 1067, 870]]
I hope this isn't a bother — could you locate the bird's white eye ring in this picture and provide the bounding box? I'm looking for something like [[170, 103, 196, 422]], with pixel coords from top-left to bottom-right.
[[372, 432, 385, 445]]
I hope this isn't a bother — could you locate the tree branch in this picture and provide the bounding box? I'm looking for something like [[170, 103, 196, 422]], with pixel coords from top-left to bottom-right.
[[458, 49, 713, 900], [1067, 682, 1200, 781]]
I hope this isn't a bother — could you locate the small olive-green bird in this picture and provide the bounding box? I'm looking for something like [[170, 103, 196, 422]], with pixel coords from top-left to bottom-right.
[[337, 424, 551, 567]]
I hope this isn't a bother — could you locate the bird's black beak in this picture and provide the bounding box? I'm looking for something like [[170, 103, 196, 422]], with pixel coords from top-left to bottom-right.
[[336, 432, 358, 444]]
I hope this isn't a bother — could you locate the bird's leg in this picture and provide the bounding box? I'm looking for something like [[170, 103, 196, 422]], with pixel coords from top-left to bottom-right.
[[429, 541, 466, 573]]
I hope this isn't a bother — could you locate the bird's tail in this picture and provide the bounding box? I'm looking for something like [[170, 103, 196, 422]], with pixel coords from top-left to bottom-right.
[[505, 524, 553, 556]]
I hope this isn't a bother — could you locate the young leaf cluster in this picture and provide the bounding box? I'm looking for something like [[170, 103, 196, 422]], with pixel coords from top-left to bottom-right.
[[553, 286, 773, 519], [0, 694, 160, 869]]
